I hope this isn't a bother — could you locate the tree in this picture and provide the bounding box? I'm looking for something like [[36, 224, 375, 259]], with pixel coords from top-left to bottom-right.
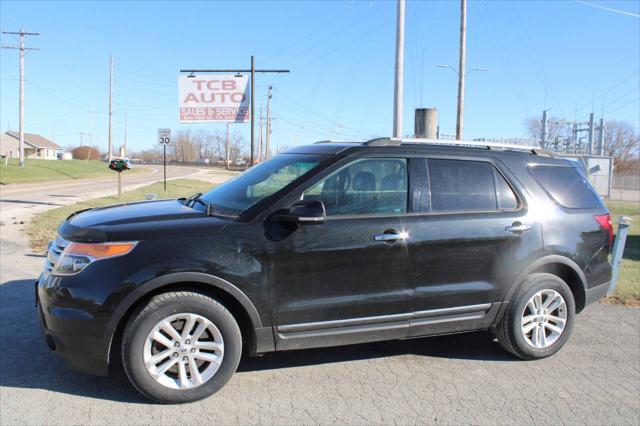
[[524, 115, 568, 141], [171, 130, 198, 162], [71, 145, 101, 160], [603, 120, 640, 174]]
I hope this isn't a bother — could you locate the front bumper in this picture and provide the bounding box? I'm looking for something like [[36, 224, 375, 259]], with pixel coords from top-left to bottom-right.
[[36, 273, 111, 376]]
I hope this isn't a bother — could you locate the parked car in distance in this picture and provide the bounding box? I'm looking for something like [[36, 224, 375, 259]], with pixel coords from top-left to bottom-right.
[[37, 138, 613, 403]]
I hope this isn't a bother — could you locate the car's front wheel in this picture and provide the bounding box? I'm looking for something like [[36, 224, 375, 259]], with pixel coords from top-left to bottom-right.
[[121, 291, 242, 403], [497, 273, 575, 359]]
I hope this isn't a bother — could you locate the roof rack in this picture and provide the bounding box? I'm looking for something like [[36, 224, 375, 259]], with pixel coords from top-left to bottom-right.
[[364, 137, 554, 156]]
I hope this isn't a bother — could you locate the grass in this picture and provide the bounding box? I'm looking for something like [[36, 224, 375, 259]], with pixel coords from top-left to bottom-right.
[[26, 179, 215, 252], [0, 158, 142, 184], [605, 201, 640, 305], [25, 181, 640, 305]]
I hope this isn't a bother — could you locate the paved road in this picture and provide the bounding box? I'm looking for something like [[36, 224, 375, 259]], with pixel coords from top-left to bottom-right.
[[0, 165, 211, 218], [0, 169, 638, 425]]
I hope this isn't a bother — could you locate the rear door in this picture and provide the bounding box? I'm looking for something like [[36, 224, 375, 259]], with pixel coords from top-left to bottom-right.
[[406, 156, 543, 337]]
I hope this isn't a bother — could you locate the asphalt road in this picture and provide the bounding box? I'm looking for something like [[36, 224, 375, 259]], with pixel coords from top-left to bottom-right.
[[0, 165, 209, 217], [0, 227, 639, 425]]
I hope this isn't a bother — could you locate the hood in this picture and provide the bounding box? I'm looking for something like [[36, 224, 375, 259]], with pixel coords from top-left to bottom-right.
[[58, 199, 229, 242]]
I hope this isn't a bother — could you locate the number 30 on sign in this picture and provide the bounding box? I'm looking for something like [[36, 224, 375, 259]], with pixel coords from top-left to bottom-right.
[[158, 128, 171, 145]]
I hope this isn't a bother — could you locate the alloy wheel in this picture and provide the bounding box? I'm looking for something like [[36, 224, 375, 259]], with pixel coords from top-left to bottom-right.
[[520, 289, 567, 349], [143, 313, 224, 390]]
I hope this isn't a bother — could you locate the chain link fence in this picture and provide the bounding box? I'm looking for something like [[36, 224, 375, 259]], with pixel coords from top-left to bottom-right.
[[592, 174, 640, 202]]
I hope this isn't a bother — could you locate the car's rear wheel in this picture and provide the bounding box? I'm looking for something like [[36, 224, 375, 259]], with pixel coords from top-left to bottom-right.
[[497, 273, 575, 359], [122, 291, 241, 403]]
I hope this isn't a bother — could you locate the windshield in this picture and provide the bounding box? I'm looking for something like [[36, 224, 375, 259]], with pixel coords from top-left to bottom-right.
[[200, 153, 325, 215]]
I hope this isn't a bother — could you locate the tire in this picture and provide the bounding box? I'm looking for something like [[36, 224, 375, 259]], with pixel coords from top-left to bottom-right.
[[121, 291, 242, 403], [497, 273, 575, 360]]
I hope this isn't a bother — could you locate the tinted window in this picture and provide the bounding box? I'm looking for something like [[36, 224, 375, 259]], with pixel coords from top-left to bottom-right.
[[304, 158, 408, 215], [529, 166, 598, 208], [201, 153, 323, 215], [495, 171, 518, 210], [428, 159, 497, 212]]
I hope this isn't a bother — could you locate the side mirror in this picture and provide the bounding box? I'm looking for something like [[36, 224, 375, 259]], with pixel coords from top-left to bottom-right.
[[277, 199, 326, 224]]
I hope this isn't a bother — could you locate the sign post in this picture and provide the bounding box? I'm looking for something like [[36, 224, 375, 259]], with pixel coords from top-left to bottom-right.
[[158, 128, 171, 191]]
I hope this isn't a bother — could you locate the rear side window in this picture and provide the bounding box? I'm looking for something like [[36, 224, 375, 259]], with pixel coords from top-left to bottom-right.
[[529, 166, 598, 209], [427, 159, 518, 212]]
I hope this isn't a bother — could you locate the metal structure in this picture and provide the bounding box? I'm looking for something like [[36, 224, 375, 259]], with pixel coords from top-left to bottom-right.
[[608, 216, 633, 297], [2, 29, 39, 167], [180, 57, 289, 166], [393, 0, 405, 138]]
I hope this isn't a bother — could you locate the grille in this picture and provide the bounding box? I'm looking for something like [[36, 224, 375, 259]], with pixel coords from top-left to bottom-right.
[[44, 236, 69, 273]]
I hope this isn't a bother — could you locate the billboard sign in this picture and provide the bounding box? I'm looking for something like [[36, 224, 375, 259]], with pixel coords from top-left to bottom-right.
[[178, 75, 250, 123]]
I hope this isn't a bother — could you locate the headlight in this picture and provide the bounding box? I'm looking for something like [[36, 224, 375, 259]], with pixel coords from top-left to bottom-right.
[[53, 241, 137, 276]]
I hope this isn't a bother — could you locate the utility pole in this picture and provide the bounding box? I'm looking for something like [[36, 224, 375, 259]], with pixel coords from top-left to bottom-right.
[[180, 57, 289, 167], [108, 55, 114, 162], [456, 0, 467, 140], [393, 0, 405, 138], [2, 29, 39, 167], [266, 85, 273, 160], [258, 105, 264, 163], [541, 110, 548, 147], [124, 112, 127, 157], [598, 118, 605, 156], [587, 112, 594, 155], [225, 122, 230, 170]]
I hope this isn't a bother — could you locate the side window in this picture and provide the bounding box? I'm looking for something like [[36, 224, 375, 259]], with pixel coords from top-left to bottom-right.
[[495, 170, 518, 210], [304, 158, 408, 216], [428, 159, 517, 212], [529, 165, 598, 208]]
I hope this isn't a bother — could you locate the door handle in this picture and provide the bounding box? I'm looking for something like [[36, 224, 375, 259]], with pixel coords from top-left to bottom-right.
[[505, 222, 532, 234], [374, 230, 409, 242]]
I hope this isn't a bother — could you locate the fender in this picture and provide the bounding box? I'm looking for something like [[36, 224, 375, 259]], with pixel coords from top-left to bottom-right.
[[494, 255, 588, 323], [104, 272, 264, 341]]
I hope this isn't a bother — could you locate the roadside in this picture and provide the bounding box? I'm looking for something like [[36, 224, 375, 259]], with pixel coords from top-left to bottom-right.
[[0, 165, 220, 219], [606, 201, 640, 305], [0, 158, 144, 185]]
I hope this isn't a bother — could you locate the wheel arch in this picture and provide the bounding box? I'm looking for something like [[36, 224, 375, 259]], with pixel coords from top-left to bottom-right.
[[106, 272, 273, 372], [497, 255, 588, 323]]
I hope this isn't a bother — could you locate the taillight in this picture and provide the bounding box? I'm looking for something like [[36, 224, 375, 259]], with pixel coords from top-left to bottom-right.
[[594, 213, 613, 247]]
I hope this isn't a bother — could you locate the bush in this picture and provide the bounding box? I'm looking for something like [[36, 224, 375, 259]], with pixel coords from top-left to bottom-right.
[[71, 146, 101, 160]]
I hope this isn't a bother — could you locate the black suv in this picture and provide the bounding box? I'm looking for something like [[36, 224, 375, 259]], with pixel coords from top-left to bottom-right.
[[36, 138, 613, 403]]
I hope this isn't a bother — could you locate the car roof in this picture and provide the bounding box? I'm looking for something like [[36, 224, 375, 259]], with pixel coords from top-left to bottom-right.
[[284, 138, 564, 163]]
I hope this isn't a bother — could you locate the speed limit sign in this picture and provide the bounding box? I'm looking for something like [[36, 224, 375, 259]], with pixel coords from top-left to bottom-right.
[[158, 128, 172, 146]]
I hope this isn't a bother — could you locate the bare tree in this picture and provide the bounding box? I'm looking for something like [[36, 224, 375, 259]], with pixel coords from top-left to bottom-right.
[[172, 130, 198, 162], [603, 120, 640, 174], [524, 116, 568, 141], [229, 131, 247, 164]]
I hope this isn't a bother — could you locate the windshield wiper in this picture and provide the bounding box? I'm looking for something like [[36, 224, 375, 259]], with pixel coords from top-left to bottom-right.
[[179, 193, 214, 216]]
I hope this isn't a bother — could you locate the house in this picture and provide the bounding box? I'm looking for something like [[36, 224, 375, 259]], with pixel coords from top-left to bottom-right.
[[1, 131, 63, 160]]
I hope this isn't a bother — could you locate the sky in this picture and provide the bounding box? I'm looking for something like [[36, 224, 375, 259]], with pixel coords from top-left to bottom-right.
[[1, 0, 639, 154]]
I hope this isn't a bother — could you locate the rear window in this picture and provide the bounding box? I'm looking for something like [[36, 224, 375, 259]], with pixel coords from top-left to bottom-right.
[[529, 166, 599, 209]]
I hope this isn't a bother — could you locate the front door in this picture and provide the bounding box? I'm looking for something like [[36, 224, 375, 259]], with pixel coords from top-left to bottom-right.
[[268, 156, 414, 350]]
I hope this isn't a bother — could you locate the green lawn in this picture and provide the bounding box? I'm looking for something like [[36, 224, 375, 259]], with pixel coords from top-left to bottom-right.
[[27, 179, 215, 252], [606, 201, 640, 305], [0, 158, 142, 184], [25, 182, 640, 305]]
